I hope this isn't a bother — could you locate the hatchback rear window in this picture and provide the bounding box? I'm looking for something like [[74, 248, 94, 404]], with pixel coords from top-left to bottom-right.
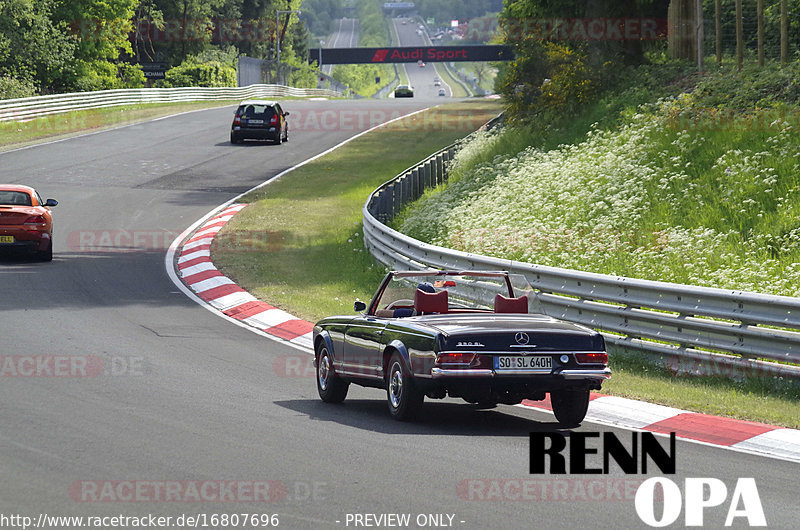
[[238, 105, 276, 118], [0, 191, 32, 206]]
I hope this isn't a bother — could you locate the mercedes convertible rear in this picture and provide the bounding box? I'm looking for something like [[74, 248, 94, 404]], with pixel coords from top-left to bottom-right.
[[313, 270, 610, 425]]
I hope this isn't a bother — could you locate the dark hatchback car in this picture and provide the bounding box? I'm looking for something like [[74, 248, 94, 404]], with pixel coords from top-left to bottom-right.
[[230, 100, 289, 144], [313, 270, 610, 424]]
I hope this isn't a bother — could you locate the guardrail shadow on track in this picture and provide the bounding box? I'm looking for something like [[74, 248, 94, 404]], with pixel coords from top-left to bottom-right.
[[361, 117, 800, 382]]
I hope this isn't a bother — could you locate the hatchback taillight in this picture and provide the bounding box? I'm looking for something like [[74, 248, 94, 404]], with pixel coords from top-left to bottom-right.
[[233, 115, 241, 125], [435, 352, 476, 366], [24, 215, 46, 225], [575, 352, 608, 364], [269, 114, 279, 125]]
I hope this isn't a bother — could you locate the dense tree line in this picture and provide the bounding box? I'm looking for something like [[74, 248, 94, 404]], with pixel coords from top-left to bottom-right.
[[497, 0, 798, 122], [0, 0, 324, 98]]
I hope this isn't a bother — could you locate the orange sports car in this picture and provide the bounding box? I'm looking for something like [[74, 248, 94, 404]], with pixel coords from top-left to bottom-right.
[[0, 184, 58, 261]]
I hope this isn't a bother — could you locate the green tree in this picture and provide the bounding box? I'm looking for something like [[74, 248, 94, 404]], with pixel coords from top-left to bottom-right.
[[0, 0, 76, 94], [55, 0, 141, 90]]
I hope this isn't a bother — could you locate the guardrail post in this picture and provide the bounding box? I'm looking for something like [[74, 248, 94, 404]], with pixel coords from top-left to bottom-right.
[[434, 154, 444, 187], [422, 161, 432, 192], [387, 183, 397, 219]]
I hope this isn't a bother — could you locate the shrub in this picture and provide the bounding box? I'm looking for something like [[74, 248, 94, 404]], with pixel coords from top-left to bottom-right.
[[0, 76, 37, 99], [159, 61, 236, 88]]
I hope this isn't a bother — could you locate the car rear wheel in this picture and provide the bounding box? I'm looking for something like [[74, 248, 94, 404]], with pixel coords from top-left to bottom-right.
[[230, 133, 242, 144], [550, 389, 590, 427], [316, 345, 348, 403], [386, 352, 423, 421]]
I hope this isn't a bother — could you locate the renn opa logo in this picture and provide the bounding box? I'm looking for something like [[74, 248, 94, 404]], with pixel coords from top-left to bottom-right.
[[530, 431, 766, 527]]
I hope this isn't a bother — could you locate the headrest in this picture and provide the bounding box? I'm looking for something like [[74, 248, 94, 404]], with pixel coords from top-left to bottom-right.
[[414, 288, 448, 314], [494, 294, 529, 313]]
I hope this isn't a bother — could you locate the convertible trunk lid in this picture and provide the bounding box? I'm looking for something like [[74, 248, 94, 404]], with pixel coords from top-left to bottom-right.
[[410, 314, 604, 352]]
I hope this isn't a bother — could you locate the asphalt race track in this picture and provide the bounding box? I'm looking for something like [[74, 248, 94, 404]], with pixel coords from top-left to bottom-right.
[[322, 18, 359, 76], [1, 100, 800, 527], [393, 18, 453, 99]]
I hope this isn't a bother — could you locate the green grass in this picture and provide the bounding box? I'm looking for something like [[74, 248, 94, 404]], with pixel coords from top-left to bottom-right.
[[212, 100, 504, 319], [435, 63, 471, 98], [394, 62, 800, 297], [0, 100, 244, 151], [604, 350, 800, 429], [212, 97, 800, 429]]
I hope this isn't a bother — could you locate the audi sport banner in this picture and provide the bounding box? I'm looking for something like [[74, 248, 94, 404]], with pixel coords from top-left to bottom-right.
[[309, 45, 513, 65]]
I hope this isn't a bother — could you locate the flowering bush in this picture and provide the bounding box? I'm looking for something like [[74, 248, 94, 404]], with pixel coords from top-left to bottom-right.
[[396, 98, 800, 296]]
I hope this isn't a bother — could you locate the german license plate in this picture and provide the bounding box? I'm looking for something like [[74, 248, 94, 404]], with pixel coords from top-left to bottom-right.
[[0, 235, 14, 243], [247, 119, 263, 124], [494, 356, 552, 371]]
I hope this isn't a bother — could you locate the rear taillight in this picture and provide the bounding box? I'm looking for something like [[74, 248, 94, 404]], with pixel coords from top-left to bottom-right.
[[23, 215, 46, 225], [435, 352, 476, 366], [233, 115, 241, 125], [575, 352, 608, 364], [269, 114, 278, 125]]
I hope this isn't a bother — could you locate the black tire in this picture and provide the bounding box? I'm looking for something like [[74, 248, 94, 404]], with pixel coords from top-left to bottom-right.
[[386, 352, 424, 421], [316, 345, 348, 403], [550, 389, 590, 427], [37, 240, 53, 262], [230, 133, 241, 144]]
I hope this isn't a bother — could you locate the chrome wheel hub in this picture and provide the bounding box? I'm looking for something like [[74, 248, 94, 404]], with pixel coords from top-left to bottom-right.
[[319, 354, 330, 391], [389, 364, 403, 408]]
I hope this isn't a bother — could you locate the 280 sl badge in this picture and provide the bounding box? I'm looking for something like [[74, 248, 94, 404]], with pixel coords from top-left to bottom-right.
[[456, 341, 484, 348]]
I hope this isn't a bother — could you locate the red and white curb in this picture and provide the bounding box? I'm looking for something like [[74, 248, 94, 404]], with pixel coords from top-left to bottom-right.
[[174, 204, 800, 463], [520, 395, 800, 463], [176, 203, 313, 350], [176, 205, 800, 464]]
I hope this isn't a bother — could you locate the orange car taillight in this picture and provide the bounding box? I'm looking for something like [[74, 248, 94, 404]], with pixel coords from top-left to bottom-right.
[[435, 352, 475, 366], [575, 352, 608, 364], [23, 215, 46, 224]]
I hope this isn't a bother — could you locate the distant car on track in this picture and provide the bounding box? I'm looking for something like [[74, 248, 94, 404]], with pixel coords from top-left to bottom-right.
[[313, 270, 610, 423], [394, 85, 414, 98], [0, 184, 57, 261], [438, 88, 446, 96], [230, 100, 289, 144]]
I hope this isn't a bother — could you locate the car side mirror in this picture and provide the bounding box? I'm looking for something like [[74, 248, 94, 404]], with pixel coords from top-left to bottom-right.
[[44, 199, 58, 207], [284, 111, 290, 116], [354, 301, 366, 312]]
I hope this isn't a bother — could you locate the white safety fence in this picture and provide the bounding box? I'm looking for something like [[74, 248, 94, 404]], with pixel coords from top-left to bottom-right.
[[0, 84, 342, 122], [363, 142, 800, 381]]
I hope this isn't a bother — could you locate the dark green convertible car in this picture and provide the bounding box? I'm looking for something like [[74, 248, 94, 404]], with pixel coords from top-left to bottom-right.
[[313, 271, 610, 424]]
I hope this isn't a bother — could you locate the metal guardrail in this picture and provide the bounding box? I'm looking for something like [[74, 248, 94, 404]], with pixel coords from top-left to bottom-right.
[[362, 138, 800, 381], [0, 84, 342, 122]]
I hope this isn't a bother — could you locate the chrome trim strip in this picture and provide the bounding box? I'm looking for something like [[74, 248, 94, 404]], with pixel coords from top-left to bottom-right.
[[439, 350, 606, 355], [560, 369, 612, 379], [492, 369, 553, 375], [429, 368, 611, 379], [431, 368, 494, 378]]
